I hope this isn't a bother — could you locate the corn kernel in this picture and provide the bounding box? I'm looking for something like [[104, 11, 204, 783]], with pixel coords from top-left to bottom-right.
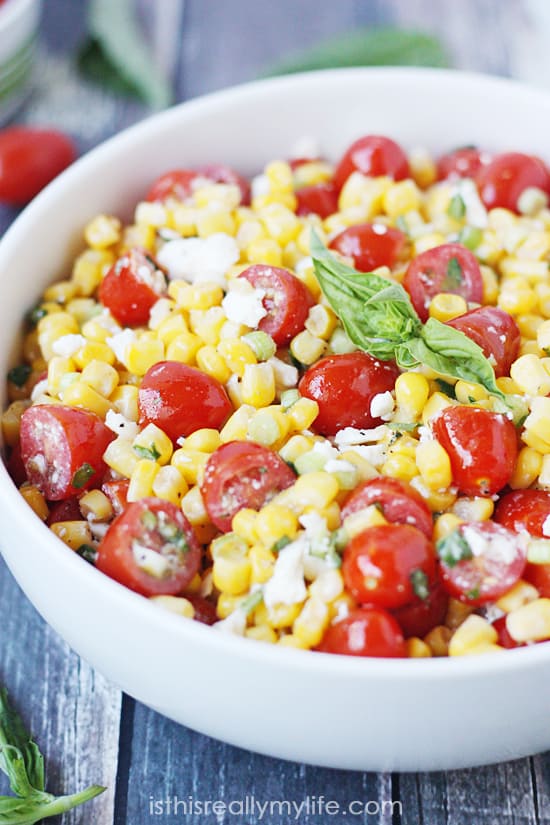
[[343, 505, 388, 538], [181, 485, 209, 525], [84, 214, 121, 248], [444, 598, 474, 630], [166, 332, 202, 364], [290, 330, 326, 365], [217, 338, 257, 377], [50, 520, 93, 550], [79, 489, 113, 522], [172, 282, 224, 311], [80, 360, 119, 397], [421, 391, 454, 424], [448, 615, 497, 656], [132, 423, 173, 465], [406, 638, 432, 658], [247, 406, 289, 447], [433, 513, 463, 542], [232, 508, 258, 543], [212, 545, 251, 596], [220, 405, 255, 442], [150, 595, 195, 619], [103, 438, 139, 478], [394, 372, 430, 418], [416, 440, 452, 490], [151, 466, 188, 504], [241, 362, 276, 408], [19, 485, 49, 521], [72, 249, 114, 296], [289, 472, 339, 511], [279, 434, 315, 464], [383, 179, 421, 217], [452, 496, 494, 522], [278, 633, 308, 648], [498, 277, 536, 314], [495, 580, 540, 613], [509, 446, 543, 489], [196, 207, 235, 238], [480, 265, 499, 304], [185, 428, 222, 453], [285, 397, 319, 432], [189, 307, 226, 345], [60, 381, 111, 418], [255, 504, 299, 547], [111, 384, 139, 421], [246, 238, 283, 266], [424, 625, 453, 657], [171, 449, 209, 485], [255, 601, 301, 629], [304, 304, 338, 340], [506, 598, 550, 642], [127, 459, 160, 501], [381, 453, 418, 483], [125, 338, 165, 376], [292, 596, 330, 648]]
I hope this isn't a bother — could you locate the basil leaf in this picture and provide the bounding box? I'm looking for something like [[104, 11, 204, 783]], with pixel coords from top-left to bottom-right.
[[264, 28, 450, 76], [7, 365, 31, 388], [71, 463, 95, 489], [272, 536, 292, 554], [436, 530, 473, 568], [441, 257, 464, 290], [0, 689, 44, 795], [447, 194, 466, 220], [410, 569, 430, 601], [133, 443, 161, 462]]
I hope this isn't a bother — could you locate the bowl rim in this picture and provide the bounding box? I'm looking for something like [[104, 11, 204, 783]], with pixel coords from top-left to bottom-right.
[[2, 65, 550, 680], [0, 0, 38, 37]]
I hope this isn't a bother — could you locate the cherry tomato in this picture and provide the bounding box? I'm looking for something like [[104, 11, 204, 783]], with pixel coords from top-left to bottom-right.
[[139, 361, 232, 444], [392, 580, 449, 638], [99, 249, 167, 327], [334, 135, 410, 191], [288, 156, 323, 170], [295, 182, 338, 218], [329, 223, 406, 272], [146, 169, 199, 202], [6, 443, 27, 487], [341, 477, 433, 538], [494, 489, 550, 537], [196, 163, 251, 205], [0, 128, 76, 206], [20, 404, 113, 501], [317, 608, 406, 658], [239, 264, 314, 346], [47, 497, 82, 525], [447, 306, 520, 378], [476, 152, 550, 213], [403, 242, 483, 322], [436, 146, 488, 181], [437, 521, 527, 606], [102, 479, 130, 517], [524, 564, 550, 599], [185, 595, 218, 625], [342, 524, 436, 610], [432, 406, 518, 497], [96, 497, 201, 596], [298, 352, 399, 436], [201, 441, 296, 533], [492, 616, 525, 649]]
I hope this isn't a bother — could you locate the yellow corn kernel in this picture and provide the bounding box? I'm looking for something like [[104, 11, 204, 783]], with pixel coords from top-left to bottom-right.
[[506, 598, 550, 643], [259, 203, 301, 246], [194, 183, 241, 210], [292, 596, 330, 648], [254, 601, 302, 630], [245, 238, 283, 266], [156, 310, 189, 342], [520, 340, 542, 357], [133, 423, 173, 465], [510, 353, 550, 395], [248, 544, 275, 585], [212, 548, 251, 597], [408, 148, 437, 188], [394, 372, 430, 418], [232, 508, 258, 543], [84, 214, 121, 249], [191, 345, 229, 384], [73, 341, 116, 370], [80, 319, 111, 344], [448, 615, 498, 656], [433, 513, 463, 543], [111, 384, 139, 421], [500, 258, 548, 282], [293, 261, 321, 299], [185, 428, 222, 453], [166, 332, 202, 364], [247, 406, 290, 447], [308, 569, 344, 604], [60, 381, 111, 418], [134, 200, 168, 227], [343, 505, 388, 539], [289, 472, 339, 511], [103, 438, 139, 478], [50, 520, 93, 550], [245, 625, 278, 643], [220, 405, 255, 442], [382, 178, 421, 217], [338, 172, 390, 214], [411, 482, 457, 513], [127, 459, 160, 501], [173, 282, 224, 311], [255, 505, 299, 547], [19, 485, 49, 521], [293, 160, 333, 187], [478, 265, 499, 304], [171, 449, 209, 485], [445, 598, 474, 631], [151, 465, 188, 505], [72, 249, 113, 296], [120, 222, 155, 252], [265, 159, 293, 190], [517, 313, 543, 340], [125, 338, 165, 376], [216, 594, 245, 619], [189, 307, 226, 345], [43, 279, 77, 305], [304, 303, 337, 340], [290, 330, 326, 366], [150, 595, 195, 619], [429, 293, 469, 323], [278, 633, 308, 648], [79, 489, 113, 522], [415, 440, 452, 490], [47, 356, 76, 395], [38, 317, 79, 360], [522, 397, 550, 453], [424, 625, 453, 657], [278, 434, 314, 464], [181, 485, 209, 526], [196, 208, 235, 238], [168, 203, 196, 235], [452, 496, 494, 521], [413, 232, 447, 255], [498, 277, 536, 314], [217, 338, 257, 377], [495, 580, 540, 613], [80, 360, 119, 398], [421, 391, 454, 424], [225, 375, 243, 407], [381, 454, 418, 483], [406, 638, 432, 658], [241, 362, 276, 408], [285, 397, 319, 432], [2, 401, 29, 446], [454, 380, 488, 404], [510, 446, 543, 489], [537, 318, 550, 353]]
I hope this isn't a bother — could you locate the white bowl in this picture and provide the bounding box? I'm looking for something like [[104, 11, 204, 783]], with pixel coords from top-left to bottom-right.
[[0, 0, 40, 124], [1, 68, 550, 772]]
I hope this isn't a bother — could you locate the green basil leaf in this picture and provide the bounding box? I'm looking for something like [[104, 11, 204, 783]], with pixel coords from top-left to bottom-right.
[[264, 28, 450, 76], [7, 365, 31, 389], [441, 256, 464, 291], [410, 569, 430, 601], [133, 443, 161, 462], [436, 529, 473, 568], [447, 194, 466, 220], [71, 463, 96, 490], [0, 689, 44, 795]]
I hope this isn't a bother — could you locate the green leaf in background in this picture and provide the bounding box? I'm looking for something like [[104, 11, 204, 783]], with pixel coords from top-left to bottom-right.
[[77, 0, 172, 108], [265, 27, 450, 76]]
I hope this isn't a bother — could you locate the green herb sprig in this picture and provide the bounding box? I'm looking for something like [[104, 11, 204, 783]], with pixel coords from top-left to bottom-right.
[[0, 688, 105, 824]]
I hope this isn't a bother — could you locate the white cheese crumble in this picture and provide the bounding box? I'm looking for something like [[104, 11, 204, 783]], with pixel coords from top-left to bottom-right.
[[369, 391, 395, 421], [333, 425, 387, 446], [213, 608, 247, 635], [268, 357, 298, 388], [250, 174, 270, 199], [263, 536, 307, 608], [452, 178, 488, 228], [96, 309, 121, 334], [106, 328, 136, 367], [136, 263, 166, 293], [31, 379, 49, 402], [52, 334, 86, 357], [295, 256, 313, 275], [325, 458, 356, 474], [311, 441, 339, 463], [343, 444, 387, 467], [221, 282, 267, 328], [105, 410, 139, 441], [156, 233, 239, 287], [461, 524, 526, 565]]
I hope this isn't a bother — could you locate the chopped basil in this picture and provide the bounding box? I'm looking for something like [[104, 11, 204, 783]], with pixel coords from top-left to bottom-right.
[[133, 443, 161, 461], [140, 510, 157, 530], [71, 463, 95, 489], [77, 544, 98, 564], [272, 535, 292, 553], [410, 568, 430, 601], [436, 529, 473, 568], [466, 586, 480, 601], [7, 364, 32, 388], [442, 256, 464, 290], [157, 518, 188, 553], [25, 305, 47, 327], [241, 588, 263, 615], [435, 378, 457, 399], [447, 194, 466, 220]]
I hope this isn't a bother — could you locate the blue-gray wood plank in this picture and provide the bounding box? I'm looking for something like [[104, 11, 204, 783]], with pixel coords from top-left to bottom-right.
[[1, 0, 550, 823]]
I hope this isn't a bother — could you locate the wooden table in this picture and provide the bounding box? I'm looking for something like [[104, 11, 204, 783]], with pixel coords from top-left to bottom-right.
[[1, 1, 550, 822]]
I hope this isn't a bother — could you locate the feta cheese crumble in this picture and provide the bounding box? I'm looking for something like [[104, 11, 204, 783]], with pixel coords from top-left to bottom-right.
[[106, 328, 136, 367], [221, 281, 267, 327], [369, 391, 395, 421], [105, 410, 139, 441], [52, 334, 86, 357], [263, 537, 307, 608], [156, 233, 239, 287]]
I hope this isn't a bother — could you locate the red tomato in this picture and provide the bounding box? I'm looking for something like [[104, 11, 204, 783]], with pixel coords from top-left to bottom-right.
[[288, 156, 323, 170], [447, 306, 520, 378], [47, 497, 82, 525], [146, 169, 199, 202], [0, 128, 76, 206], [403, 242, 483, 322], [20, 404, 113, 501], [298, 352, 399, 436], [392, 580, 449, 638], [432, 406, 517, 496], [196, 163, 251, 205], [102, 479, 130, 517], [341, 477, 433, 538], [436, 146, 488, 181], [185, 595, 218, 625], [6, 443, 27, 487], [317, 608, 406, 657], [492, 615, 525, 649], [138, 361, 232, 444], [295, 182, 338, 218], [437, 521, 527, 605], [494, 489, 550, 537], [96, 497, 201, 596], [476, 152, 550, 213], [99, 249, 167, 327], [201, 441, 296, 532], [329, 223, 406, 272], [342, 524, 436, 609], [524, 564, 550, 599], [334, 135, 410, 191], [239, 264, 314, 346]]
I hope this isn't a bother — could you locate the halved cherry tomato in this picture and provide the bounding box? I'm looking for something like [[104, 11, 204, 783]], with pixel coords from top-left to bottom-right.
[[20, 404, 113, 500], [447, 306, 520, 378], [298, 352, 399, 436], [436, 146, 488, 181], [494, 489, 550, 537], [392, 580, 449, 638], [102, 479, 130, 517], [436, 521, 527, 606], [185, 595, 218, 625], [317, 608, 406, 657], [334, 135, 410, 191], [47, 497, 82, 525], [432, 406, 518, 497], [329, 223, 406, 272], [196, 163, 251, 205], [96, 497, 201, 596], [288, 156, 323, 170], [341, 477, 433, 538], [239, 264, 314, 346], [201, 441, 296, 533], [138, 361, 232, 444], [492, 615, 525, 649], [476, 152, 550, 213], [146, 169, 199, 202], [99, 249, 167, 327], [6, 443, 27, 487], [403, 242, 483, 322], [295, 182, 338, 218], [342, 524, 436, 609], [0, 128, 76, 206]]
